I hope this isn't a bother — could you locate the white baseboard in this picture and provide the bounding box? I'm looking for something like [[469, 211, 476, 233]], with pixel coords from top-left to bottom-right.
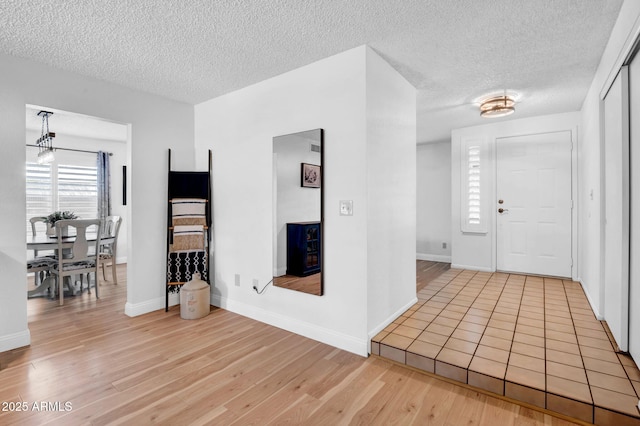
[[451, 264, 494, 272], [368, 297, 418, 353], [124, 293, 179, 317], [579, 279, 603, 320], [211, 294, 368, 357], [0, 329, 31, 353], [116, 256, 127, 264], [416, 253, 451, 263]]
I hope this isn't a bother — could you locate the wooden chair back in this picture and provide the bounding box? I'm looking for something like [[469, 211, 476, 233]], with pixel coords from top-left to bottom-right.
[[99, 216, 122, 284], [29, 216, 48, 237], [54, 219, 102, 305]]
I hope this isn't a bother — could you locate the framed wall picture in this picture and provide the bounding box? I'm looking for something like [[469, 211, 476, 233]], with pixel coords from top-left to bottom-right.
[[301, 163, 321, 188]]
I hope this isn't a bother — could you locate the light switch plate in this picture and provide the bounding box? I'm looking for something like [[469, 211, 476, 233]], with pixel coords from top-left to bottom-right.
[[340, 200, 353, 216]]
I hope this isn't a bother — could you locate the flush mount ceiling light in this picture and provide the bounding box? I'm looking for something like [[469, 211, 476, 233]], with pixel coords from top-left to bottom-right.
[[480, 95, 515, 118], [36, 110, 55, 164]]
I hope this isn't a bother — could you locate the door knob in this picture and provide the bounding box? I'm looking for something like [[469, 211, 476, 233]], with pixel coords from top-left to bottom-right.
[[498, 208, 509, 213]]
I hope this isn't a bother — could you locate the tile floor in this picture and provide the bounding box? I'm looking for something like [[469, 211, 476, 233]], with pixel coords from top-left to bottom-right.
[[371, 268, 640, 425]]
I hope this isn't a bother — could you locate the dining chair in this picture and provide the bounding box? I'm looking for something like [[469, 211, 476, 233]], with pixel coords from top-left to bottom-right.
[[27, 216, 55, 293], [29, 216, 49, 257], [51, 219, 103, 306], [26, 256, 57, 297], [99, 215, 122, 285]]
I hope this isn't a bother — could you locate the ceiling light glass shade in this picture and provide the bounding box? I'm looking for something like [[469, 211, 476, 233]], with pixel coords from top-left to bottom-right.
[[37, 147, 55, 164], [480, 95, 515, 118]]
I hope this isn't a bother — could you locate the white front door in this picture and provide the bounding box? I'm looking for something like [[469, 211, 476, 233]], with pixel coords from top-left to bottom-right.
[[496, 132, 572, 277]]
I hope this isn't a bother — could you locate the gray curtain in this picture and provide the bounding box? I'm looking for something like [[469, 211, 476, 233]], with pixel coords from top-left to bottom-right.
[[97, 151, 111, 220]]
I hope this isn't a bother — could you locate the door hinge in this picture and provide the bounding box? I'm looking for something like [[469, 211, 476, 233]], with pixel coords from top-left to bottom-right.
[[570, 199, 574, 209]]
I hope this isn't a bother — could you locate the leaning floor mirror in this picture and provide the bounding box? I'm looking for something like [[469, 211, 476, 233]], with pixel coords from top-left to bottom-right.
[[272, 128, 323, 296]]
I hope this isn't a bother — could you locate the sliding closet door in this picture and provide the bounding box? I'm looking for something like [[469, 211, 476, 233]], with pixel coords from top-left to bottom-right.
[[628, 58, 640, 361], [603, 67, 630, 353]]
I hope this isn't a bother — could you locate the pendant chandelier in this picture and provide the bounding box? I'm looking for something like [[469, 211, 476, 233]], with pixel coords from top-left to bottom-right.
[[36, 110, 55, 164], [479, 94, 515, 118]]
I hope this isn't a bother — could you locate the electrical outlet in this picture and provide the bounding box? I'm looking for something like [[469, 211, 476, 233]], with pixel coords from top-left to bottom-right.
[[235, 274, 240, 287], [442, 242, 447, 249], [340, 200, 353, 216]]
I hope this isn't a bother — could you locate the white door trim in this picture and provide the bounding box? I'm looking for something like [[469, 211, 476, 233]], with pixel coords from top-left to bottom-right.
[[493, 130, 576, 279], [602, 66, 630, 352], [491, 130, 578, 280]]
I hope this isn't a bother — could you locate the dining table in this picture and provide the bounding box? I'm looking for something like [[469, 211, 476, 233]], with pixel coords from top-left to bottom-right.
[[27, 233, 115, 298]]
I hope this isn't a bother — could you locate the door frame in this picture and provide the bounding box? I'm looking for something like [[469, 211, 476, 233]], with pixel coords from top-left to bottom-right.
[[601, 66, 631, 352], [491, 129, 578, 281]]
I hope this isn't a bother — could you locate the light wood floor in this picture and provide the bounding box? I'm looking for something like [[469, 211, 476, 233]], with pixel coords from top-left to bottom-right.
[[416, 260, 451, 291], [0, 265, 578, 425], [274, 273, 321, 295]]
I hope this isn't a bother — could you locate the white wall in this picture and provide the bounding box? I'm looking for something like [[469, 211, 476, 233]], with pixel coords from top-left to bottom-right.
[[26, 131, 129, 263], [195, 46, 416, 356], [0, 53, 193, 352], [578, 0, 640, 319], [365, 49, 417, 337], [579, 87, 604, 317], [417, 141, 452, 262], [451, 112, 580, 274]]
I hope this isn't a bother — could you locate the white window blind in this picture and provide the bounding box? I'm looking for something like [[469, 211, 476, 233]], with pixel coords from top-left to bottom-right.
[[467, 146, 481, 225], [25, 161, 98, 239], [461, 138, 487, 233], [58, 164, 98, 221], [25, 163, 53, 236]]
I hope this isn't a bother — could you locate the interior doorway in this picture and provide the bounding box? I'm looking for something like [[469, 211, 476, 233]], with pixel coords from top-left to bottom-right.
[[25, 104, 129, 303], [496, 131, 573, 278]]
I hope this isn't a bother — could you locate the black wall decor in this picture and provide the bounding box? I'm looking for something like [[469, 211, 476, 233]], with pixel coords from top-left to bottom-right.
[[122, 165, 127, 206]]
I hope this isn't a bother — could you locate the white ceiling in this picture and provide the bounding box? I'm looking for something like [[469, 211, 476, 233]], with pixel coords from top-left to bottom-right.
[[1, 1, 624, 144]]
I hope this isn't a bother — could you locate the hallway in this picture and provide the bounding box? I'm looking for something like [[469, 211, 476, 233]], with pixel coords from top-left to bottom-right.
[[372, 263, 640, 425]]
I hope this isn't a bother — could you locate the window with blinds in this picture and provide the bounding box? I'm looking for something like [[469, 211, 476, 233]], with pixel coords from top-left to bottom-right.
[[25, 162, 98, 238], [58, 165, 98, 221], [467, 146, 481, 226], [461, 138, 487, 233], [26, 163, 53, 236]]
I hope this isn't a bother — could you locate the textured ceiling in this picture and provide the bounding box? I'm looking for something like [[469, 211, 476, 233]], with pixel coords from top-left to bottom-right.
[[0, 0, 624, 143]]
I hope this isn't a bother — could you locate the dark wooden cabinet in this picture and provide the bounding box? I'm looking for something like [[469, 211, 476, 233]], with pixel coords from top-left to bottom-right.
[[286, 222, 321, 277]]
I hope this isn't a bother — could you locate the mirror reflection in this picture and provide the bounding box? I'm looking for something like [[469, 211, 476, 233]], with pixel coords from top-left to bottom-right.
[[272, 129, 323, 296]]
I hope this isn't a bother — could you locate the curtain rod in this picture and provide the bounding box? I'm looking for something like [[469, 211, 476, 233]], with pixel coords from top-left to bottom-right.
[[26, 144, 113, 156]]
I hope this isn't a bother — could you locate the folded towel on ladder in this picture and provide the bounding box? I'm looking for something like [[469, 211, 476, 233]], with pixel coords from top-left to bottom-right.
[[172, 225, 204, 251], [171, 198, 207, 226]]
